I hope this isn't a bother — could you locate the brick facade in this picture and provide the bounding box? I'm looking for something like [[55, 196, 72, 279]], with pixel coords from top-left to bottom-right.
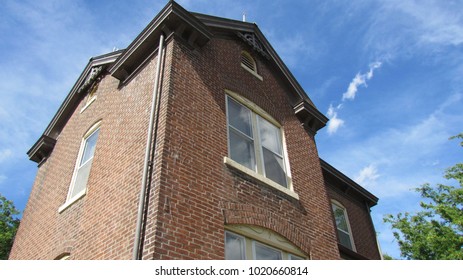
[[10, 2, 380, 260]]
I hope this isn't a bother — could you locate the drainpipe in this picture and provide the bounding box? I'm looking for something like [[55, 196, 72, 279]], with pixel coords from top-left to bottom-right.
[[365, 201, 384, 260], [133, 33, 165, 260]]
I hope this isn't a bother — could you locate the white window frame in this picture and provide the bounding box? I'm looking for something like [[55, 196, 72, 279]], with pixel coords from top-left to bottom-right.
[[224, 91, 296, 199], [331, 200, 356, 251], [59, 121, 101, 212]]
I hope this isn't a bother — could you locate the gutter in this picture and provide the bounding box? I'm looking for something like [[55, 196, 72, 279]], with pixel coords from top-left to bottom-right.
[[133, 33, 165, 260]]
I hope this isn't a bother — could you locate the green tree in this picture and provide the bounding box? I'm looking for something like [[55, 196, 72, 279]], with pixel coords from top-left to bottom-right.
[[384, 134, 463, 260], [0, 193, 20, 259]]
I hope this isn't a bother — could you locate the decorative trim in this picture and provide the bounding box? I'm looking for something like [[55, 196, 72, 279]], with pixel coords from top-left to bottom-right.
[[27, 135, 57, 164], [77, 66, 103, 94], [293, 100, 328, 135], [237, 32, 270, 59]]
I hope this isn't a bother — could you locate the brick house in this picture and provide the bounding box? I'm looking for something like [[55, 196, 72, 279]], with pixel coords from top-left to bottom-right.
[[10, 1, 380, 260]]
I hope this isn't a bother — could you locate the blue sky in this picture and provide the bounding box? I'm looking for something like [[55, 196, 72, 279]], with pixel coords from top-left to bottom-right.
[[1, 0, 462, 259]]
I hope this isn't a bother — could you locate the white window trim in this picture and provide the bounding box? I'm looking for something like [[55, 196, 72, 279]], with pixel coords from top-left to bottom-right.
[[331, 200, 356, 252], [225, 90, 295, 199], [224, 157, 298, 200], [80, 95, 97, 113], [80, 84, 98, 113], [59, 121, 101, 213], [225, 225, 306, 260]]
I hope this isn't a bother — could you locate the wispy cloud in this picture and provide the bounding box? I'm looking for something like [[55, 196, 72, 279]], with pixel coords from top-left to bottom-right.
[[0, 149, 13, 163], [355, 164, 380, 187], [326, 104, 344, 135], [342, 62, 382, 101], [323, 93, 463, 198], [0, 175, 6, 185], [325, 61, 382, 135]]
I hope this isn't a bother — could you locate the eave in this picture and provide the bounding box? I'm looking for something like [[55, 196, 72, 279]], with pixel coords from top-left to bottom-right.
[[109, 1, 213, 81], [320, 158, 378, 207], [28, 51, 121, 164]]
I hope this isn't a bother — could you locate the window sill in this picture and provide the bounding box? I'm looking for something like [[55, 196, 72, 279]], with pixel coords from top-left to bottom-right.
[[224, 157, 299, 200], [241, 64, 263, 81], [80, 96, 97, 113], [58, 190, 86, 213]]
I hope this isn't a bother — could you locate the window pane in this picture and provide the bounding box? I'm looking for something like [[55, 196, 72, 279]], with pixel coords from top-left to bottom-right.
[[225, 232, 245, 260], [81, 129, 99, 165], [71, 160, 92, 198], [338, 230, 353, 250], [257, 116, 282, 155], [332, 205, 349, 232], [262, 148, 287, 187], [255, 242, 282, 260], [229, 128, 256, 171], [227, 98, 252, 137]]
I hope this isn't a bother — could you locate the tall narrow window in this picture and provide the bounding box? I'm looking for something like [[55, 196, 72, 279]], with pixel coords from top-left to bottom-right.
[[226, 95, 288, 188], [67, 123, 100, 202], [331, 201, 355, 251]]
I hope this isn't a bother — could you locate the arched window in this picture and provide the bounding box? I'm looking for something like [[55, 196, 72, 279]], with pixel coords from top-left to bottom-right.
[[224, 225, 306, 260], [59, 121, 101, 212], [331, 200, 356, 251]]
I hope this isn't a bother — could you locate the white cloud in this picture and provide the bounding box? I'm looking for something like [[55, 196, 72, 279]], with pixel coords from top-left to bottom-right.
[[326, 104, 344, 135], [355, 164, 380, 187], [342, 61, 382, 101], [0, 175, 6, 184], [0, 149, 13, 163]]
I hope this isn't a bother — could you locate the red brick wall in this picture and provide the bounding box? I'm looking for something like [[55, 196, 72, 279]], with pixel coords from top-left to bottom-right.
[[326, 177, 381, 259], [142, 36, 340, 260], [10, 50, 161, 259]]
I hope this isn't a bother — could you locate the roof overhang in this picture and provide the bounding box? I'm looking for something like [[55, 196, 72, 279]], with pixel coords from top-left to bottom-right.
[[320, 159, 378, 207], [28, 51, 121, 164], [109, 1, 213, 81]]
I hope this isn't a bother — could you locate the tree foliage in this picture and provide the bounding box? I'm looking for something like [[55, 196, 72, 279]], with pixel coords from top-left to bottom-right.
[[0, 193, 20, 260], [384, 134, 463, 260]]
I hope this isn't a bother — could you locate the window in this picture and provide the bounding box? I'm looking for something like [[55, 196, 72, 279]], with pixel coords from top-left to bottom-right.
[[240, 51, 262, 80], [59, 122, 100, 212], [226, 95, 289, 188], [224, 226, 306, 260], [331, 201, 355, 251]]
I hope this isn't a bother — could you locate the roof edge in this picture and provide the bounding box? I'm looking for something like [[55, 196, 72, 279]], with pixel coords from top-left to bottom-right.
[[320, 158, 378, 207], [28, 50, 121, 164]]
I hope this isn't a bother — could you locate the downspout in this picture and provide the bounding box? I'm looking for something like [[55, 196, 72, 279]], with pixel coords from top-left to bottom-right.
[[364, 201, 384, 260], [133, 33, 165, 260]]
